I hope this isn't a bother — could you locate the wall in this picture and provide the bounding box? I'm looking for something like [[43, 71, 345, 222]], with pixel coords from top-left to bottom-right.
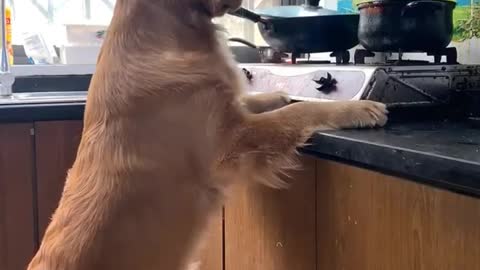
[[9, 0, 114, 45]]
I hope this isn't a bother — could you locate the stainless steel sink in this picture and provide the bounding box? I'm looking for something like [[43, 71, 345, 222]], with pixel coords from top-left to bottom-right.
[[0, 91, 87, 105]]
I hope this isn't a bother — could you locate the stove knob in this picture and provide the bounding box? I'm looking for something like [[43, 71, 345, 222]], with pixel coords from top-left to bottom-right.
[[313, 72, 337, 94], [242, 68, 253, 82]]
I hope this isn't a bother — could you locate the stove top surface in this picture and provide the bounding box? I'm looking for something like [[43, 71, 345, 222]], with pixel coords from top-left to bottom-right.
[[250, 47, 467, 66], [235, 46, 480, 121], [239, 62, 480, 72], [240, 62, 480, 117]]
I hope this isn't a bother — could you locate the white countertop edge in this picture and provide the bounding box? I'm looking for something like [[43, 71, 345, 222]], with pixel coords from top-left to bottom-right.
[[12, 64, 96, 77]]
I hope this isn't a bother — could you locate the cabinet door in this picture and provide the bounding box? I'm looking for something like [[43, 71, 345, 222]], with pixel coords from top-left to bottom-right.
[[34, 120, 83, 239], [225, 156, 316, 270], [316, 159, 480, 270], [34, 120, 223, 269], [0, 123, 36, 270]]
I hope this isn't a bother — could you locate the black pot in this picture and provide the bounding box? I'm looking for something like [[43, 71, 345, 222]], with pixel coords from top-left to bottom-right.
[[357, 0, 456, 52], [229, 0, 359, 54]]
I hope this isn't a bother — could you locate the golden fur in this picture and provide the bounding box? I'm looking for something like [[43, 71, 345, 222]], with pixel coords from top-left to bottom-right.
[[27, 0, 387, 269]]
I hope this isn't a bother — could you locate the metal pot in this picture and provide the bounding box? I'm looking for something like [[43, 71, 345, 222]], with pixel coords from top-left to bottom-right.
[[228, 38, 288, 63], [228, 0, 359, 54], [357, 0, 456, 52]]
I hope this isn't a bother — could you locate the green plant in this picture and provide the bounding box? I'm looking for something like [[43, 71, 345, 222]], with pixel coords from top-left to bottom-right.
[[454, 5, 480, 41]]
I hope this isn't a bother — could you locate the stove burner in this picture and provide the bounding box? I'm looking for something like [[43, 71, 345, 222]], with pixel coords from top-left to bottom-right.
[[296, 60, 331, 64], [354, 50, 375, 65], [330, 51, 350, 65], [427, 48, 458, 65], [291, 50, 350, 65], [354, 47, 459, 65]]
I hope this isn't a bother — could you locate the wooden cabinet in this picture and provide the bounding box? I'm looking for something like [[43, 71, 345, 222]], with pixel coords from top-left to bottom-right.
[[225, 156, 317, 270], [0, 124, 36, 270], [316, 160, 480, 270], [1, 120, 479, 270], [34, 121, 84, 239], [223, 157, 480, 270]]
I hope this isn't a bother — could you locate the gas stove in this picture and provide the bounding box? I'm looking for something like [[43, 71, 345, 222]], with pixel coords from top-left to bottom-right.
[[240, 49, 480, 122]]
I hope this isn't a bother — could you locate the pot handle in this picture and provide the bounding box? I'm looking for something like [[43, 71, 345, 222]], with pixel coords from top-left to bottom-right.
[[228, 8, 274, 31], [400, 0, 444, 16], [305, 0, 320, 7], [228, 38, 258, 49], [228, 8, 268, 24]]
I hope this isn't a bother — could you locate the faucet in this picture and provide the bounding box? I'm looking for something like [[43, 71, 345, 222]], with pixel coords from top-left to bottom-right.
[[0, 0, 14, 97]]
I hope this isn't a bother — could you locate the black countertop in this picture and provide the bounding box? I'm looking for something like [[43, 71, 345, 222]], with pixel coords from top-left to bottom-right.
[[303, 121, 480, 197], [1, 102, 479, 198]]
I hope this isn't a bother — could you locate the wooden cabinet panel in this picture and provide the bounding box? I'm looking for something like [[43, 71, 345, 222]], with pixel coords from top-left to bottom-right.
[[316, 160, 480, 270], [34, 120, 83, 239], [225, 156, 316, 270], [0, 123, 35, 270]]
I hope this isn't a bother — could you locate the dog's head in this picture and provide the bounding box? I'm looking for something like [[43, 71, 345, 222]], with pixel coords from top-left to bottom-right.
[[123, 0, 242, 19], [208, 0, 243, 16], [185, 0, 244, 17]]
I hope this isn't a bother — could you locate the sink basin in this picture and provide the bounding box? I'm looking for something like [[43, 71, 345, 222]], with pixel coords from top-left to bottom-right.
[[0, 91, 87, 105], [14, 91, 87, 99]]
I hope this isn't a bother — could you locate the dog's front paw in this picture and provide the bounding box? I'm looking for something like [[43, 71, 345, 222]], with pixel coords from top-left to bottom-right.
[[186, 261, 201, 270], [242, 91, 291, 113], [268, 91, 291, 109], [341, 100, 388, 128]]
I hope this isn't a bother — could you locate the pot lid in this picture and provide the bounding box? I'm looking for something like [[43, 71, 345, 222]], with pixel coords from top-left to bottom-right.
[[254, 5, 344, 18]]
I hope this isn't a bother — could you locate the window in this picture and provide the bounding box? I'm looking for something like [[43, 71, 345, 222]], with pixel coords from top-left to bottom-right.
[[9, 0, 114, 45], [8, 0, 285, 46]]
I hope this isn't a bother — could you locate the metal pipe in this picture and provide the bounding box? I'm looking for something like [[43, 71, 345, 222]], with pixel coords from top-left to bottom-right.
[[0, 0, 14, 97]]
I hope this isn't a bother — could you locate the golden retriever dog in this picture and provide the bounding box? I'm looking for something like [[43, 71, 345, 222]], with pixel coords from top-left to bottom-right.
[[27, 0, 387, 269]]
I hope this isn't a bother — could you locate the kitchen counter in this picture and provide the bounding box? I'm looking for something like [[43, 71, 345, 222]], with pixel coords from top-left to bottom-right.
[[1, 101, 479, 198], [304, 121, 480, 197]]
